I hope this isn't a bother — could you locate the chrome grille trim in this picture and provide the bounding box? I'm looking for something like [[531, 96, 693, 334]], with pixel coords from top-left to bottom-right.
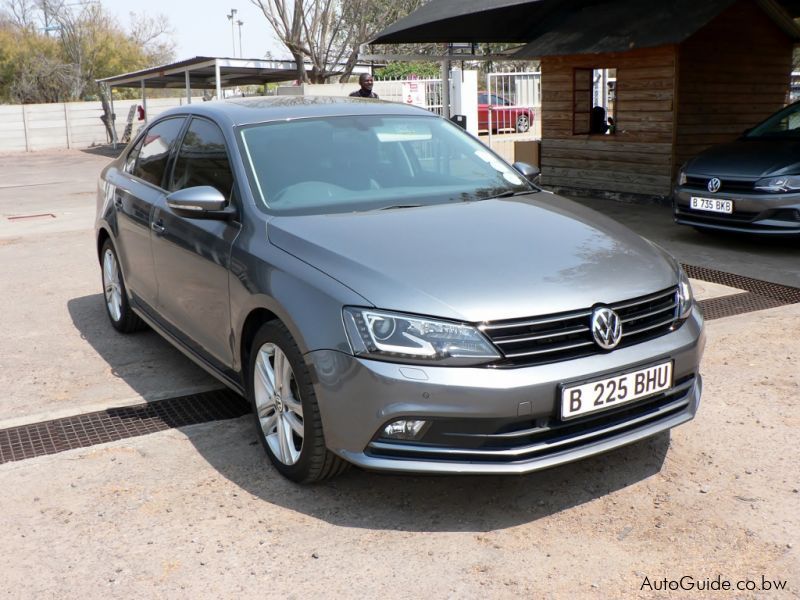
[[621, 303, 677, 323], [503, 340, 595, 359], [482, 286, 680, 367], [612, 288, 675, 310], [492, 325, 591, 345], [622, 316, 677, 337], [480, 311, 592, 331]]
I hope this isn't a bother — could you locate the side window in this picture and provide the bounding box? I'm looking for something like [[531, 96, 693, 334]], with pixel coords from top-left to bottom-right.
[[124, 136, 144, 173], [132, 118, 186, 187], [169, 118, 234, 199]]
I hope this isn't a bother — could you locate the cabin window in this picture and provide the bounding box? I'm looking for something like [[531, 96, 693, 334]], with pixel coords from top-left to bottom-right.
[[573, 68, 616, 135]]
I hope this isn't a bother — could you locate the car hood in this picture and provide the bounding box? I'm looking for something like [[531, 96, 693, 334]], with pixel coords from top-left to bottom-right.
[[686, 139, 800, 178], [267, 195, 678, 322]]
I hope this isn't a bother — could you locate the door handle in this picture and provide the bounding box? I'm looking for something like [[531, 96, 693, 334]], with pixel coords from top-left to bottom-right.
[[151, 220, 166, 234]]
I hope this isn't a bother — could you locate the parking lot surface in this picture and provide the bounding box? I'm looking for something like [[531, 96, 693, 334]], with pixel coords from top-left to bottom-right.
[[0, 149, 797, 598]]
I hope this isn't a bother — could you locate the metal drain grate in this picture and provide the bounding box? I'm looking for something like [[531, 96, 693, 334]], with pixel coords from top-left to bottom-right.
[[683, 264, 800, 320], [0, 389, 248, 465], [1, 266, 798, 466]]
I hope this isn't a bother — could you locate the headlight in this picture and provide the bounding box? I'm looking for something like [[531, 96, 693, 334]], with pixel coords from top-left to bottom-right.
[[754, 175, 800, 193], [677, 267, 694, 319], [343, 307, 500, 366], [677, 167, 687, 186]]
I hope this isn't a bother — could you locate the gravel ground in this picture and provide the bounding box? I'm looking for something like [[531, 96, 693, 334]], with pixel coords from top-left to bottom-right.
[[0, 150, 797, 598]]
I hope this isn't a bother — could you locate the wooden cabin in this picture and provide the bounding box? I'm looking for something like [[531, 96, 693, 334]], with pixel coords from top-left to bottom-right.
[[374, 0, 800, 201], [537, 0, 798, 199]]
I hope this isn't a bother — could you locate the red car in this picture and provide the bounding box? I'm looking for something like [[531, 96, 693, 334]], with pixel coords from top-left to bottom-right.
[[478, 92, 534, 133]]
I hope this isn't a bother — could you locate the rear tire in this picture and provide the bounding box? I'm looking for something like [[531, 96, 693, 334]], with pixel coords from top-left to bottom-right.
[[247, 320, 348, 483], [100, 239, 145, 333], [516, 113, 531, 133]]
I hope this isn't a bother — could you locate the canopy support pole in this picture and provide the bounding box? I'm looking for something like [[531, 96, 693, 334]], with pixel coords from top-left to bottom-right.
[[215, 60, 222, 100]]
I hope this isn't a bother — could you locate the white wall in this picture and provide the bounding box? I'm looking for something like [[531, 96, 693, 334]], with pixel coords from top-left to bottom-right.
[[0, 96, 203, 153]]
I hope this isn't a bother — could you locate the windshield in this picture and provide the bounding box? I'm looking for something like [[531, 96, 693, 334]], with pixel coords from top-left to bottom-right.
[[239, 115, 534, 215], [746, 102, 800, 139]]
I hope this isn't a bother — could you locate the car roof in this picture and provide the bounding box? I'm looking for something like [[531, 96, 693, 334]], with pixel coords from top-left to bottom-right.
[[156, 95, 435, 127]]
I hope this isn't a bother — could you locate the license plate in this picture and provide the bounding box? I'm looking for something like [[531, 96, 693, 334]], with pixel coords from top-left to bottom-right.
[[690, 196, 733, 214], [561, 361, 673, 420]]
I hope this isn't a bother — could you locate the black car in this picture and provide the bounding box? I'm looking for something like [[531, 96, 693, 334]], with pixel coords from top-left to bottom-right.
[[674, 101, 800, 235]]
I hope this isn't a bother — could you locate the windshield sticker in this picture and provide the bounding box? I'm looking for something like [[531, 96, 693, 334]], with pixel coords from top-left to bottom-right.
[[474, 149, 517, 179]]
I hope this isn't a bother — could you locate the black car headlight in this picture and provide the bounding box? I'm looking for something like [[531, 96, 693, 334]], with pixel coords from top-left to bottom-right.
[[343, 307, 500, 366], [754, 175, 800, 193]]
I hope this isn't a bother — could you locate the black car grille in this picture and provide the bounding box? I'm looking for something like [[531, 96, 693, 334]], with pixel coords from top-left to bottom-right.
[[367, 376, 696, 463], [675, 206, 761, 224], [480, 287, 680, 367], [684, 176, 755, 193]]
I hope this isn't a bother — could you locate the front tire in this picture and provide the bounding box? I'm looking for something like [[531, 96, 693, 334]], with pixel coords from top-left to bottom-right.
[[247, 321, 348, 483], [100, 239, 145, 333]]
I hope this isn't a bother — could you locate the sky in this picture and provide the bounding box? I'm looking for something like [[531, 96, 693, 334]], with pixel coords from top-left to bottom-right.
[[102, 0, 286, 62]]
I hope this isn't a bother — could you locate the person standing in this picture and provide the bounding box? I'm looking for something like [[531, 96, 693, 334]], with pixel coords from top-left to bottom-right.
[[349, 73, 378, 99]]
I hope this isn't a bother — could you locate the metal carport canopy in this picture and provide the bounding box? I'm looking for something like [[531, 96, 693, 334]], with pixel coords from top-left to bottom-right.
[[97, 56, 305, 143], [97, 56, 304, 94]]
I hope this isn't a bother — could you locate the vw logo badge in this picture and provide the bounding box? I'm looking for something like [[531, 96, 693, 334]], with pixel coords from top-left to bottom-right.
[[591, 307, 622, 350], [707, 177, 722, 193]]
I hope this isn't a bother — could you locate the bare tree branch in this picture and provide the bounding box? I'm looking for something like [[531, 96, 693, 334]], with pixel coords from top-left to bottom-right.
[[251, 0, 427, 83]]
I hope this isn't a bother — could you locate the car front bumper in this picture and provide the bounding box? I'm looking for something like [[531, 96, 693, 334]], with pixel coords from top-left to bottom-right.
[[305, 306, 705, 475], [674, 187, 800, 234]]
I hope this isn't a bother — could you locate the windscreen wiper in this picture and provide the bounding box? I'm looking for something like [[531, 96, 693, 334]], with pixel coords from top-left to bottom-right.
[[377, 204, 423, 211]]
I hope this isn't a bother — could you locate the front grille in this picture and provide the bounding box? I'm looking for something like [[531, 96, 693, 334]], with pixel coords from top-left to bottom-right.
[[367, 376, 696, 463], [684, 176, 755, 193], [675, 207, 761, 224], [481, 287, 679, 367]]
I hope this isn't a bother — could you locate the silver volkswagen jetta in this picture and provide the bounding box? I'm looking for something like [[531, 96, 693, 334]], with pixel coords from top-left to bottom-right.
[[95, 97, 704, 482]]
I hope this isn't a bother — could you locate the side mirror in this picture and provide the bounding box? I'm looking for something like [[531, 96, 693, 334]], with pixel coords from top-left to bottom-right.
[[166, 186, 235, 219], [513, 162, 541, 184]]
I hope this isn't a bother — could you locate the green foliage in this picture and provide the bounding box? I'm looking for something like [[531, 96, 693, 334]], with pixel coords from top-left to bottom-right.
[[0, 3, 174, 103], [374, 61, 440, 80]]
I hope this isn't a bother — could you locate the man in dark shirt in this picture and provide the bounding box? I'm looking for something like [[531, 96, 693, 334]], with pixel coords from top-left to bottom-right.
[[349, 73, 378, 99]]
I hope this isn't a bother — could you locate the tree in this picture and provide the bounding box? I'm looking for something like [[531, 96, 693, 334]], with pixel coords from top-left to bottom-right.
[[374, 61, 440, 80], [250, 0, 427, 83], [0, 0, 175, 103]]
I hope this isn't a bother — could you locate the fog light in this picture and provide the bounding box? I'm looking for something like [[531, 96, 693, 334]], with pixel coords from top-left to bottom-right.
[[382, 419, 428, 440]]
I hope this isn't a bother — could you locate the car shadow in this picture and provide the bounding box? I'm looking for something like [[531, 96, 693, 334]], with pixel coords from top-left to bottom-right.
[[68, 292, 670, 532], [179, 414, 670, 533], [67, 293, 220, 401], [80, 144, 125, 159]]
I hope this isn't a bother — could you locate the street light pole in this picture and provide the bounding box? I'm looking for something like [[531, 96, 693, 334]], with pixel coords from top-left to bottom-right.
[[226, 9, 238, 57], [237, 20, 244, 59]]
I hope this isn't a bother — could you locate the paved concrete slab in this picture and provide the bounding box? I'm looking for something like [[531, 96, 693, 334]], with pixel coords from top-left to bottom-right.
[[0, 150, 218, 426], [0, 305, 796, 598], [0, 149, 797, 597]]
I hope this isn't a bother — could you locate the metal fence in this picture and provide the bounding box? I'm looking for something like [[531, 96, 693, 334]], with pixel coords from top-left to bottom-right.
[[373, 77, 446, 116], [484, 70, 541, 144]]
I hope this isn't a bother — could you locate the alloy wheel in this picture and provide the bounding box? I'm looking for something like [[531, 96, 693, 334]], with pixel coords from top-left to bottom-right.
[[102, 248, 123, 322], [253, 342, 304, 465]]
